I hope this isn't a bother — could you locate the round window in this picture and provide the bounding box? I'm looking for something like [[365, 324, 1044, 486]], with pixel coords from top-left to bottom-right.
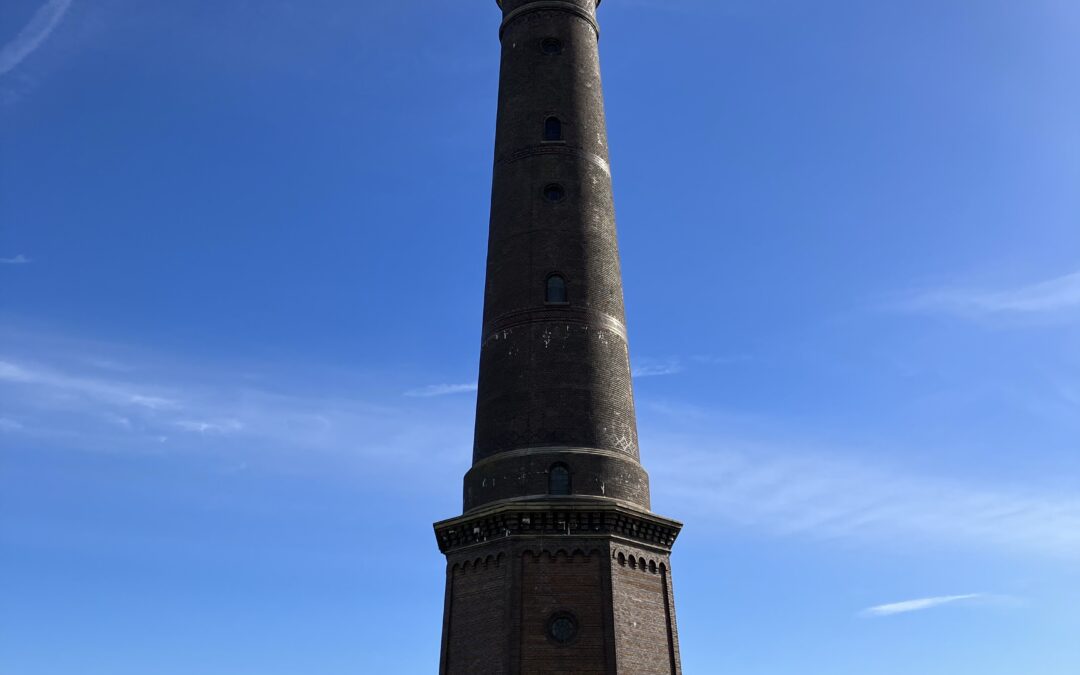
[[547, 612, 578, 645], [541, 38, 563, 55], [543, 184, 566, 202]]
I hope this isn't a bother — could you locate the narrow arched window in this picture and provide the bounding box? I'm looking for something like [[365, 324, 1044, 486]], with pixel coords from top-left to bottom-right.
[[546, 274, 567, 304], [543, 184, 565, 202], [549, 463, 571, 495], [544, 116, 562, 142]]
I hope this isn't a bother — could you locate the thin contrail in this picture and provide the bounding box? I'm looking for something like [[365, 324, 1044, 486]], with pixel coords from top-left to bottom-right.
[[861, 594, 984, 617], [0, 0, 74, 77]]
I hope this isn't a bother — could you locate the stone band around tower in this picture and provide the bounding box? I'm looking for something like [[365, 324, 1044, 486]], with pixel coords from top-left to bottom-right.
[[499, 1, 601, 41], [497, 0, 601, 8]]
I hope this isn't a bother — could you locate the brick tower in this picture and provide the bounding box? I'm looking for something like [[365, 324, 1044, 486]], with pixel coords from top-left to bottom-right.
[[434, 1, 682, 673]]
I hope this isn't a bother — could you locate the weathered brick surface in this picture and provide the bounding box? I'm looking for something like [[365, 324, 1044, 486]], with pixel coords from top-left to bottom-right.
[[519, 549, 608, 674], [611, 546, 682, 674], [463, 450, 651, 512], [444, 550, 511, 673], [439, 536, 681, 674], [436, 2, 683, 672], [473, 2, 639, 470]]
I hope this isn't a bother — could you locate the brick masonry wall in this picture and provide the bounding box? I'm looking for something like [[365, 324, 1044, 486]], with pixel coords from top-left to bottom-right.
[[440, 2, 683, 671], [441, 537, 681, 674], [519, 548, 608, 674], [443, 550, 511, 673], [463, 449, 651, 511], [473, 5, 640, 469], [611, 545, 682, 674]]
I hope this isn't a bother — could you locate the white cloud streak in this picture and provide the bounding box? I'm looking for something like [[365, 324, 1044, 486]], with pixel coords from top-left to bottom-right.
[[652, 441, 1080, 559], [6, 339, 1080, 563], [0, 0, 73, 77], [0, 351, 471, 474], [404, 383, 477, 398], [0, 359, 177, 410], [860, 594, 983, 617], [174, 419, 245, 435], [632, 359, 684, 378], [1, 254, 32, 264], [901, 269, 1080, 316], [632, 355, 745, 378]]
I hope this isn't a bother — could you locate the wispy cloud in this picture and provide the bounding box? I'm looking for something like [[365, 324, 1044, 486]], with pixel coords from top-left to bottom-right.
[[174, 419, 245, 434], [651, 439, 1080, 559], [0, 346, 471, 474], [633, 354, 746, 378], [404, 383, 477, 398], [0, 0, 73, 77], [632, 358, 684, 378], [860, 594, 984, 617], [899, 269, 1080, 316], [0, 254, 32, 265], [0, 359, 177, 410], [7, 333, 1080, 563]]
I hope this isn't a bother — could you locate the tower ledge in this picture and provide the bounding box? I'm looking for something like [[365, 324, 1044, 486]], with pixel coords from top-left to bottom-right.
[[434, 499, 682, 556], [497, 0, 601, 7], [497, 1, 603, 41]]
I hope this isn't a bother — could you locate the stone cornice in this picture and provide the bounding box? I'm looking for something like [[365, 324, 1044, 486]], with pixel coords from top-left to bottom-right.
[[498, 2, 601, 41], [434, 500, 681, 555], [497, 0, 601, 7]]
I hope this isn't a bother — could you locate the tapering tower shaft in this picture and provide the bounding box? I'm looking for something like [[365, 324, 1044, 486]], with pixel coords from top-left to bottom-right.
[[467, 0, 651, 513], [434, 3, 682, 673]]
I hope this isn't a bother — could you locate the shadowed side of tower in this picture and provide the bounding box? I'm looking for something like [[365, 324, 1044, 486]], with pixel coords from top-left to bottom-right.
[[434, 2, 682, 673]]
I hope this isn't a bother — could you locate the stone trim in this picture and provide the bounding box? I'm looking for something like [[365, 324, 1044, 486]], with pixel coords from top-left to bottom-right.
[[482, 306, 627, 345], [497, 0, 602, 8], [499, 2, 600, 41], [435, 502, 681, 554], [466, 494, 647, 514], [467, 445, 636, 471], [495, 143, 611, 176]]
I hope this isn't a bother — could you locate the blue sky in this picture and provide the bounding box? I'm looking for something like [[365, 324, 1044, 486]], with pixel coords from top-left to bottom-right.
[[2, 0, 1079, 673]]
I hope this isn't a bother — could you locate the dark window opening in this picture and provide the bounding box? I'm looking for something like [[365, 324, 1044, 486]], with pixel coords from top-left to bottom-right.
[[548, 463, 571, 495], [547, 613, 578, 645], [541, 38, 563, 55], [546, 275, 568, 304], [544, 116, 562, 142], [543, 184, 565, 202]]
